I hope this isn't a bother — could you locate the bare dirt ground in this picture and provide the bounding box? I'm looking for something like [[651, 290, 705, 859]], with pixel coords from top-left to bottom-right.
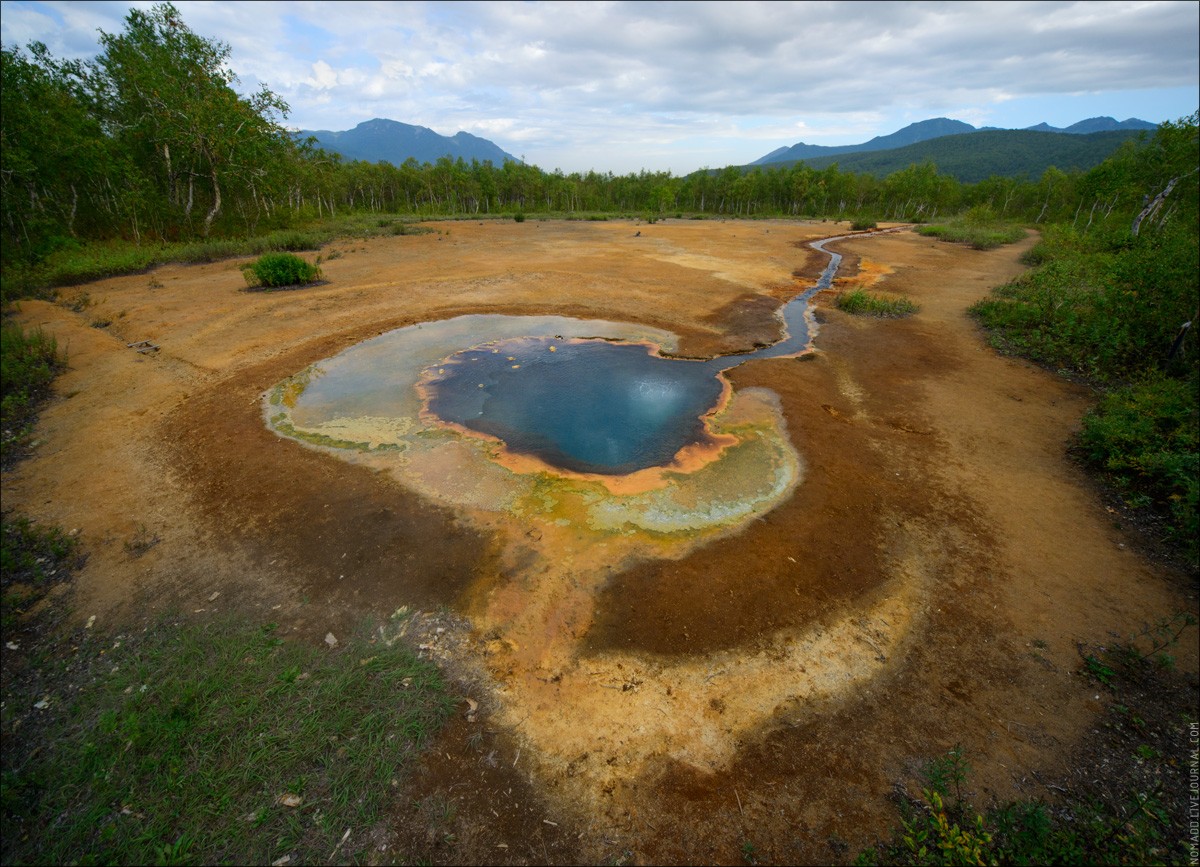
[[6, 219, 1197, 864]]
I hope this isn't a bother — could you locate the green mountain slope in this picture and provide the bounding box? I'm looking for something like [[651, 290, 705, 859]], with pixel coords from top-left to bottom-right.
[[790, 129, 1147, 181], [298, 118, 518, 166], [749, 117, 975, 164]]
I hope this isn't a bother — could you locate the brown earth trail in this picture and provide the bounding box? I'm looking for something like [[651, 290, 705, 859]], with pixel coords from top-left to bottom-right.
[[5, 219, 1196, 864]]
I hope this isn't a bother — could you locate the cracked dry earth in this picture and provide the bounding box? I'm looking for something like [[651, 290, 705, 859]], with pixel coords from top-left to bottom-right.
[[6, 219, 1197, 864]]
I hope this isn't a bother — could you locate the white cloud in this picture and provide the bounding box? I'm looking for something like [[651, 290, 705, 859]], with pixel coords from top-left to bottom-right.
[[2, 0, 1196, 174], [307, 59, 338, 91]]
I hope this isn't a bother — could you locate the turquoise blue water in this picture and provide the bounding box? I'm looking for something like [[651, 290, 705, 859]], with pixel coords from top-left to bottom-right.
[[421, 238, 844, 475], [424, 337, 728, 475]]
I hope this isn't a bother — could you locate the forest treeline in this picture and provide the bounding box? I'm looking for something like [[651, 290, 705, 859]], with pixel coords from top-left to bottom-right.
[[1, 3, 1195, 265]]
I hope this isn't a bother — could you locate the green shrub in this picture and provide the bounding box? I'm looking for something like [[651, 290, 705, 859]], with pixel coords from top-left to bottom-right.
[[1, 319, 63, 462], [243, 252, 321, 289], [1077, 374, 1199, 562], [513, 212, 526, 223], [859, 743, 1189, 865], [836, 289, 919, 318], [972, 223, 1197, 380], [851, 216, 878, 230]]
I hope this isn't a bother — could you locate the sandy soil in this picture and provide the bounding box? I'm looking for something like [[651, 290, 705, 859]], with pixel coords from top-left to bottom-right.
[[6, 218, 1197, 864]]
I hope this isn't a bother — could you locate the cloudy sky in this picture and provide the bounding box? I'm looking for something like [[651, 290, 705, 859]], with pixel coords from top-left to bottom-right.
[[2, 0, 1197, 174]]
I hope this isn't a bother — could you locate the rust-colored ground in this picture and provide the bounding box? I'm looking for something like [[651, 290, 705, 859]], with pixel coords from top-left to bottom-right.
[[6, 219, 1196, 864]]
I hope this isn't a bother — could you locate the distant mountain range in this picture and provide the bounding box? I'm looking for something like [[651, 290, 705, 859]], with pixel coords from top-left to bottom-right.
[[750, 116, 1157, 167], [794, 129, 1148, 183], [297, 118, 519, 166], [302, 114, 1157, 181]]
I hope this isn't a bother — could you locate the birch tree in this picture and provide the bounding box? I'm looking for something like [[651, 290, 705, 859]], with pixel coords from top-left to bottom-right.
[[92, 3, 292, 237]]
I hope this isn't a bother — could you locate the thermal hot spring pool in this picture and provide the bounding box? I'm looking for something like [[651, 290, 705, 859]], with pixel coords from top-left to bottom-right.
[[264, 310, 802, 534], [264, 240, 844, 536]]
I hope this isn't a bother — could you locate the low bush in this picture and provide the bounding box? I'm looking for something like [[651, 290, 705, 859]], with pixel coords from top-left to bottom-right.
[[971, 223, 1197, 380], [243, 252, 322, 289], [1077, 374, 1199, 564], [851, 216, 878, 230]]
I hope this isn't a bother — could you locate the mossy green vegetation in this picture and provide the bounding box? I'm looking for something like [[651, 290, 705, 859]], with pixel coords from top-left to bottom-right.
[[836, 289, 919, 317], [0, 318, 64, 464], [1, 615, 454, 865], [918, 205, 1027, 249]]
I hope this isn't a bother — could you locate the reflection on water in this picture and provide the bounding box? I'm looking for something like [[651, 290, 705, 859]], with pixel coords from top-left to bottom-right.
[[422, 337, 726, 475], [265, 233, 846, 498], [414, 236, 840, 475]]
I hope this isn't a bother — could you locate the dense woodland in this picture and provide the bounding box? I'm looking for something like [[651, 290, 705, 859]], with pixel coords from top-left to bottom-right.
[[2, 4, 1197, 560]]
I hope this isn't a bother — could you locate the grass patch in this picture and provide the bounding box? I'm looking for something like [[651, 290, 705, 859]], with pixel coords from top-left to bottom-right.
[[1, 613, 454, 865], [0, 513, 83, 632], [835, 289, 919, 318], [243, 252, 322, 290], [0, 318, 65, 465], [2, 228, 334, 296], [918, 222, 1026, 250], [11, 231, 326, 291], [918, 207, 1026, 250]]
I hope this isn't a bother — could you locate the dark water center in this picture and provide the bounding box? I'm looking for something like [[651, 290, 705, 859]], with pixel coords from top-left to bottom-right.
[[422, 237, 844, 475], [424, 338, 727, 475]]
